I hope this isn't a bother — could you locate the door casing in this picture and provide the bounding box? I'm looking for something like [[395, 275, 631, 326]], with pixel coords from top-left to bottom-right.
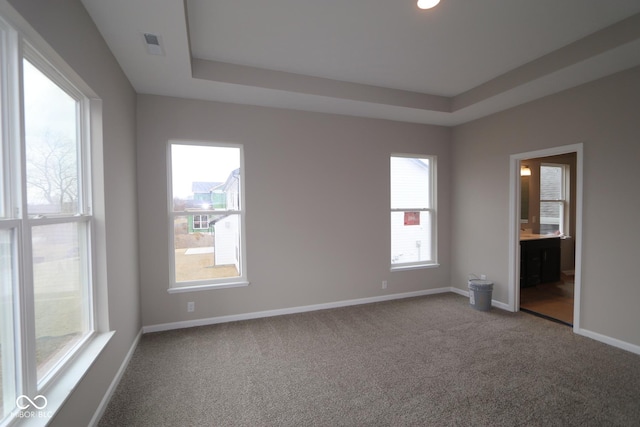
[[508, 143, 583, 331]]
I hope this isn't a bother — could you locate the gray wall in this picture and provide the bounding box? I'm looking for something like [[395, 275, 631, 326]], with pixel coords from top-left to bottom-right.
[[7, 0, 140, 425], [452, 66, 640, 347], [137, 95, 451, 327]]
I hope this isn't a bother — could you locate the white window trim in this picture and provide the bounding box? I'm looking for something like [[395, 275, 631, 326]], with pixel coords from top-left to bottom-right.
[[167, 140, 249, 292], [0, 3, 112, 426], [390, 154, 438, 271]]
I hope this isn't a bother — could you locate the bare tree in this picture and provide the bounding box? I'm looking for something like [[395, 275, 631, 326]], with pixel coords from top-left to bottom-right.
[[26, 130, 78, 213]]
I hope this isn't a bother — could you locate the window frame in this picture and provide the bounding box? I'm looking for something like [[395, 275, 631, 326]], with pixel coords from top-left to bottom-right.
[[167, 141, 249, 293], [0, 5, 112, 426], [390, 154, 438, 271]]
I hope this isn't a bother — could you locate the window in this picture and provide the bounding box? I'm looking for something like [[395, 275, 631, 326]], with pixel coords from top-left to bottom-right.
[[540, 164, 569, 235], [0, 12, 108, 425], [168, 142, 247, 292], [192, 215, 210, 230], [390, 155, 437, 269]]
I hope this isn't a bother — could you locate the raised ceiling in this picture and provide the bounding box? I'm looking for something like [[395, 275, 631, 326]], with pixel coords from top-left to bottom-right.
[[81, 0, 640, 125]]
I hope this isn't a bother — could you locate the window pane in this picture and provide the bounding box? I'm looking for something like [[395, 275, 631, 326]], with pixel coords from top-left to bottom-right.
[[391, 211, 432, 264], [32, 222, 90, 382], [540, 201, 562, 234], [391, 157, 430, 209], [174, 214, 241, 282], [23, 60, 80, 215], [171, 145, 240, 212], [540, 165, 562, 200], [0, 229, 16, 420], [171, 143, 243, 285], [540, 165, 565, 234]]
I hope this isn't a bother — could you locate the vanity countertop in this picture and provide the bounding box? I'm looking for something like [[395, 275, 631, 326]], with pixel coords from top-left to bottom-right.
[[520, 233, 562, 241]]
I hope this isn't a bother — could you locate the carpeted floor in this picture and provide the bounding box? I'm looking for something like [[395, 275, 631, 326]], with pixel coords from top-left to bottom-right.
[[99, 293, 640, 426]]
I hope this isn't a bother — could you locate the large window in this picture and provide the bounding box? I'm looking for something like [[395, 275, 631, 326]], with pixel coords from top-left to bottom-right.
[[0, 12, 105, 425], [540, 163, 569, 235], [168, 142, 247, 291], [390, 155, 437, 269]]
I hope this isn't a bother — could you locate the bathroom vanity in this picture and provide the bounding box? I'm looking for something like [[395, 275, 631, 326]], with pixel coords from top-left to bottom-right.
[[520, 235, 561, 288]]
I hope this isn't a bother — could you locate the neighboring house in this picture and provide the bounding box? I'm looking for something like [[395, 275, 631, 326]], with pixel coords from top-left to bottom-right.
[[191, 181, 225, 208], [213, 169, 241, 269], [187, 181, 222, 233], [185, 170, 241, 269]]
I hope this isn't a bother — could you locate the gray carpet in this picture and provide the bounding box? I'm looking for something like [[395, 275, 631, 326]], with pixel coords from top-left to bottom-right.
[[99, 293, 640, 426]]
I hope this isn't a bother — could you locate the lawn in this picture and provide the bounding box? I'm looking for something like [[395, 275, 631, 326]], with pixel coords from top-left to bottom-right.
[[174, 248, 238, 282], [173, 225, 239, 282]]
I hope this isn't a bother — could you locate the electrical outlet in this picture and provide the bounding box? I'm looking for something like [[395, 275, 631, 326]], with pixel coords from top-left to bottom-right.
[[382, 280, 388, 289], [187, 301, 195, 312], [480, 274, 487, 280]]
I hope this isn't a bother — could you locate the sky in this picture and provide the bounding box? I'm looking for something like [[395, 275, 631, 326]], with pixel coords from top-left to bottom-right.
[[23, 58, 77, 207], [170, 144, 240, 198], [23, 59, 76, 139]]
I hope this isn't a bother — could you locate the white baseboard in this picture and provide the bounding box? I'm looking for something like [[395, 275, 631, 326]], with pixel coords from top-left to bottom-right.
[[449, 287, 468, 297], [142, 288, 640, 356], [143, 287, 453, 334], [89, 329, 142, 427], [491, 299, 511, 311], [448, 287, 510, 311], [450, 290, 639, 353], [575, 327, 640, 356]]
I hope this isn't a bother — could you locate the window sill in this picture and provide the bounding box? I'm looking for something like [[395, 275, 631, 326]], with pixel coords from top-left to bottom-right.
[[391, 263, 440, 272], [167, 281, 250, 294], [10, 331, 114, 427]]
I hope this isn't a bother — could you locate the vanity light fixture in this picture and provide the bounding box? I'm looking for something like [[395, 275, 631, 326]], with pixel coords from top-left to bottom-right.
[[520, 166, 532, 176], [417, 0, 440, 10]]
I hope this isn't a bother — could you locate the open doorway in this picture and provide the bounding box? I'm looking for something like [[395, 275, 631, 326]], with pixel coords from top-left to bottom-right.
[[509, 144, 583, 331], [519, 154, 575, 324]]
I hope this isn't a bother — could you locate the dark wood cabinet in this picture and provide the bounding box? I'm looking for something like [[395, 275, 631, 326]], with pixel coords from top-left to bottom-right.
[[520, 237, 561, 288]]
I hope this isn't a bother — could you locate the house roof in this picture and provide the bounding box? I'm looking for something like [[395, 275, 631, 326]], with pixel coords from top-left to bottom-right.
[[81, 0, 640, 126], [220, 169, 240, 192], [191, 181, 222, 193]]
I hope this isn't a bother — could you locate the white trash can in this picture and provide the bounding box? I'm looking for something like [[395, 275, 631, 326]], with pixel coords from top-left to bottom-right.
[[468, 279, 493, 311]]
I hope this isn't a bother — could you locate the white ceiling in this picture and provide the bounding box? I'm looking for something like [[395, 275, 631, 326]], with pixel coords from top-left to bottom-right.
[[80, 0, 640, 126]]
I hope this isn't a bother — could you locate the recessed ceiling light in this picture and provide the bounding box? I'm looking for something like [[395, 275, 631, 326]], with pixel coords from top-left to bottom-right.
[[417, 0, 440, 10]]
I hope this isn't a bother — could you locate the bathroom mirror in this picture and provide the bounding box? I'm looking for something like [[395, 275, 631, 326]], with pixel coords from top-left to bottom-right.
[[520, 175, 529, 222]]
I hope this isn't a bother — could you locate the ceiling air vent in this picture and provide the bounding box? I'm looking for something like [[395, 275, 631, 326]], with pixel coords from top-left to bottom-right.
[[143, 33, 164, 56]]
